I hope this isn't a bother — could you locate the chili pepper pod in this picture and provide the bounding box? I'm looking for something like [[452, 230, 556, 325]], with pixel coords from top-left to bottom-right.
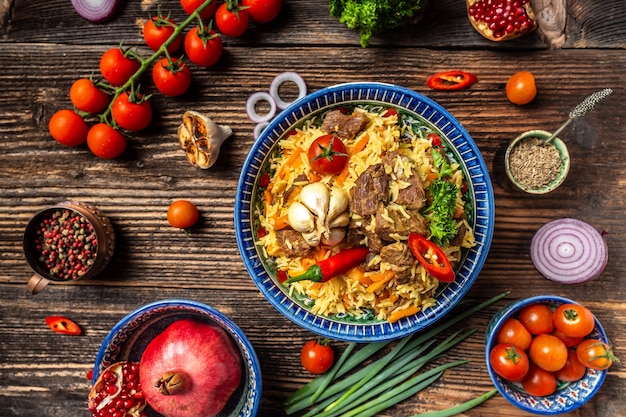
[[284, 247, 369, 284], [426, 70, 478, 91], [408, 232, 455, 282]]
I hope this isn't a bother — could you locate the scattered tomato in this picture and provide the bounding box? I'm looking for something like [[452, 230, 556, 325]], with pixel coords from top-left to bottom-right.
[[143, 16, 182, 54], [521, 364, 557, 397], [99, 47, 141, 87], [184, 25, 223, 67], [518, 303, 554, 335], [553, 303, 595, 338], [45, 316, 81, 335], [307, 134, 348, 176], [529, 333, 568, 372], [70, 78, 110, 114], [576, 339, 618, 371], [215, 3, 249, 37], [242, 0, 282, 23], [489, 343, 529, 382], [87, 123, 127, 159], [555, 349, 587, 382], [506, 71, 537, 105], [167, 200, 199, 229], [152, 57, 192, 97], [48, 109, 89, 147], [180, 0, 218, 20], [496, 318, 533, 351], [301, 339, 334, 375], [111, 92, 152, 131]]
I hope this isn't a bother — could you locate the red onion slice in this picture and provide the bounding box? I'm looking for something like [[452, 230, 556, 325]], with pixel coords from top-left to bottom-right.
[[246, 92, 276, 124], [71, 0, 121, 23], [269, 72, 307, 109], [531, 218, 608, 284]]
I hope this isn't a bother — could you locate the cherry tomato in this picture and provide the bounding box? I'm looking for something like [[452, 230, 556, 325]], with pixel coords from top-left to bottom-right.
[[555, 349, 587, 382], [489, 343, 529, 382], [48, 109, 89, 147], [143, 16, 182, 54], [215, 4, 249, 37], [521, 364, 557, 397], [552, 329, 584, 348], [111, 92, 152, 131], [553, 303, 595, 338], [69, 78, 110, 114], [184, 25, 223, 67], [382, 107, 398, 117], [427, 133, 442, 147], [87, 123, 127, 159], [152, 57, 192, 97], [301, 339, 334, 375], [45, 316, 82, 335], [496, 318, 533, 351], [506, 71, 537, 105], [308, 134, 348, 176], [529, 333, 568, 372], [518, 303, 554, 335], [576, 339, 617, 371], [167, 200, 199, 229], [242, 0, 282, 23], [99, 47, 141, 87], [180, 0, 218, 20]]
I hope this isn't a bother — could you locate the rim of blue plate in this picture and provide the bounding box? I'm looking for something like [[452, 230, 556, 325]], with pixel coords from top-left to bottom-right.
[[92, 299, 262, 417], [235, 82, 495, 342], [485, 295, 608, 415]]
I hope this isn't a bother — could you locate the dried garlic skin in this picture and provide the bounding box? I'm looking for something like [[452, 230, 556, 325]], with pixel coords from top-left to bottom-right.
[[178, 111, 233, 169]]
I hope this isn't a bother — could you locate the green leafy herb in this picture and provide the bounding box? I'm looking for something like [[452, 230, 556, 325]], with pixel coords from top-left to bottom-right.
[[432, 148, 453, 178], [328, 0, 425, 47], [424, 179, 458, 246]]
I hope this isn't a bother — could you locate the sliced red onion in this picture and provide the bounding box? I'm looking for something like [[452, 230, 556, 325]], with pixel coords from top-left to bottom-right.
[[269, 72, 307, 109], [71, 0, 122, 23], [531, 218, 608, 284], [246, 92, 276, 124], [253, 122, 269, 139]]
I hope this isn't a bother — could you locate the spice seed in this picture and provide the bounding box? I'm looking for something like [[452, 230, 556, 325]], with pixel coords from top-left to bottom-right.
[[509, 137, 563, 189]]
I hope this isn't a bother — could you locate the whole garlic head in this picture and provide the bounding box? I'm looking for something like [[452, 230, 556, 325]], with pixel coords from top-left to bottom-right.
[[178, 111, 233, 169]]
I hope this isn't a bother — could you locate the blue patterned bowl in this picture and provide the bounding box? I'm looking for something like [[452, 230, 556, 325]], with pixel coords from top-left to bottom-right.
[[485, 295, 609, 415], [235, 82, 494, 342], [92, 299, 262, 417]]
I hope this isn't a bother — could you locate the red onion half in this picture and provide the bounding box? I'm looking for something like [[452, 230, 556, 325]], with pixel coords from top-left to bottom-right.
[[71, 0, 122, 23], [531, 218, 608, 284]]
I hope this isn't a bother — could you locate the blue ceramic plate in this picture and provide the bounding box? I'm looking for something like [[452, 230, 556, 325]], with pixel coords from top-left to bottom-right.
[[235, 82, 494, 342], [92, 299, 262, 417], [485, 295, 608, 415]]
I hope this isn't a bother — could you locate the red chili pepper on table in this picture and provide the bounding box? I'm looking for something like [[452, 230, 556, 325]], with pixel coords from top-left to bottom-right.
[[426, 70, 478, 91], [408, 233, 455, 282], [45, 315, 82, 335], [284, 247, 369, 284]]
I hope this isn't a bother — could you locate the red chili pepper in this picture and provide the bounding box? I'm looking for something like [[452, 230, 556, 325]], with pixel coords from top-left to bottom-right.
[[426, 71, 478, 91], [408, 233, 455, 282], [284, 247, 369, 284], [45, 315, 82, 335]]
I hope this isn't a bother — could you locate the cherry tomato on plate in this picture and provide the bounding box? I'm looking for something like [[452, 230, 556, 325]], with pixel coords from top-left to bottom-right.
[[489, 343, 529, 382], [552, 303, 595, 338], [307, 134, 348, 176], [576, 339, 618, 371], [521, 364, 557, 397], [215, 3, 249, 37], [506, 71, 537, 105], [496, 318, 533, 351], [518, 303, 554, 335], [143, 16, 182, 54], [152, 57, 192, 97], [45, 316, 81, 335], [111, 92, 152, 131], [301, 339, 334, 375], [184, 25, 223, 67], [555, 349, 587, 382], [87, 123, 127, 159], [529, 333, 568, 372], [70, 78, 110, 114], [167, 200, 199, 229], [180, 0, 218, 19], [49, 109, 89, 147], [242, 0, 282, 24], [99, 47, 141, 87]]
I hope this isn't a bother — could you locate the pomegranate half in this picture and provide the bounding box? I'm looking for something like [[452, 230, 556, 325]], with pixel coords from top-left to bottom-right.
[[467, 0, 537, 41], [88, 361, 147, 417], [139, 318, 242, 417]]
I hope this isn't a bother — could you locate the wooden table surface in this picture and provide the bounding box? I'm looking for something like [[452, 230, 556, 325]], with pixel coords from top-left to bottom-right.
[[1, 0, 625, 416]]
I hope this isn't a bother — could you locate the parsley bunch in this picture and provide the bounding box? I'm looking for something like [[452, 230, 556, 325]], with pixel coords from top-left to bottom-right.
[[424, 149, 459, 246]]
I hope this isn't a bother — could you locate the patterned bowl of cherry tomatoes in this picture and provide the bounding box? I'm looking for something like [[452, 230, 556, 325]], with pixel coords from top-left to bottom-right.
[[485, 295, 617, 415]]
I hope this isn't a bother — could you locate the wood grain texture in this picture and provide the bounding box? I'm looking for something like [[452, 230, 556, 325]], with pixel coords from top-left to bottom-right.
[[1, 0, 626, 416]]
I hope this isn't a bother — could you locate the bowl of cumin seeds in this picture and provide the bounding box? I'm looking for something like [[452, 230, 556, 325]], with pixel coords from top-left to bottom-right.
[[505, 130, 570, 194]]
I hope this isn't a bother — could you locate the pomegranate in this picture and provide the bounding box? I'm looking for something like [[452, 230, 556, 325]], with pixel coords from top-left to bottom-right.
[[139, 318, 242, 417], [88, 361, 147, 417], [467, 0, 537, 41]]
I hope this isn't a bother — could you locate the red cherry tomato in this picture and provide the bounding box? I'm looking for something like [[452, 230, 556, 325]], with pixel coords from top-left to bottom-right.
[[241, 0, 282, 23], [553, 303, 595, 338], [180, 0, 218, 19], [215, 3, 249, 37], [48, 109, 89, 147], [506, 71, 537, 105], [307, 134, 348, 176], [555, 349, 587, 382], [552, 328, 584, 348], [496, 318, 533, 351], [152, 57, 192, 97], [576, 339, 617, 371], [99, 47, 141, 87], [87, 123, 127, 159], [529, 333, 568, 372], [143, 16, 182, 54], [70, 78, 110, 114], [111, 92, 152, 131], [301, 339, 334, 375], [167, 200, 199, 229], [521, 364, 557, 397], [45, 316, 81, 335], [184, 25, 223, 67], [489, 343, 529, 382], [518, 303, 554, 335]]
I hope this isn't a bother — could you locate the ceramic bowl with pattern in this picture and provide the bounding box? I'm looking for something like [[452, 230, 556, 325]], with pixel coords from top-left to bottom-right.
[[235, 82, 495, 342], [485, 295, 609, 415], [92, 299, 262, 417]]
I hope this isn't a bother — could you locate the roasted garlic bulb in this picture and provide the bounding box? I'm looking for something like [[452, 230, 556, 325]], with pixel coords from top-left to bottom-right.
[[178, 111, 233, 169]]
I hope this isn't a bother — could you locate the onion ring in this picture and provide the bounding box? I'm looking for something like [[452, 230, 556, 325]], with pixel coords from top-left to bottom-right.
[[246, 92, 276, 124], [253, 122, 269, 139], [71, 0, 122, 22], [269, 72, 307, 109], [530, 218, 608, 284]]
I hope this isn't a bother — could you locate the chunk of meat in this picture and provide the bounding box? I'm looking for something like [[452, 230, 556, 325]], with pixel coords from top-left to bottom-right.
[[350, 164, 389, 217], [380, 242, 415, 280], [321, 110, 368, 140], [383, 151, 426, 210], [347, 217, 384, 253], [375, 207, 429, 242], [449, 214, 468, 248], [276, 228, 312, 258]]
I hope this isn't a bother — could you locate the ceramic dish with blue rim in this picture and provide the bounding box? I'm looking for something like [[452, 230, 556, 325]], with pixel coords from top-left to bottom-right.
[[485, 295, 609, 415], [92, 299, 262, 417], [235, 82, 494, 342]]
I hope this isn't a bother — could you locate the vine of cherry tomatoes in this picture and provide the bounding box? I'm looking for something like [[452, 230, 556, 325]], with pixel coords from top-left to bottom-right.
[[49, 0, 282, 159]]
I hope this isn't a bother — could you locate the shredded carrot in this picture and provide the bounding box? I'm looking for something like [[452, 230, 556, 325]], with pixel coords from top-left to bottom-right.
[[315, 247, 329, 262], [273, 214, 289, 230], [366, 270, 395, 293], [309, 171, 322, 183], [454, 204, 464, 218], [285, 187, 301, 206], [425, 172, 439, 183], [277, 148, 302, 179], [387, 305, 420, 323], [346, 266, 371, 286], [336, 134, 370, 185], [263, 189, 272, 206], [310, 282, 322, 290]]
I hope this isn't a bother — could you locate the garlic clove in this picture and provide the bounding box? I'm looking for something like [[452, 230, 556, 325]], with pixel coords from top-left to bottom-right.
[[300, 182, 330, 225], [287, 202, 315, 233], [322, 228, 346, 246], [327, 186, 349, 225], [177, 111, 233, 169], [302, 230, 321, 246], [328, 211, 350, 228]]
